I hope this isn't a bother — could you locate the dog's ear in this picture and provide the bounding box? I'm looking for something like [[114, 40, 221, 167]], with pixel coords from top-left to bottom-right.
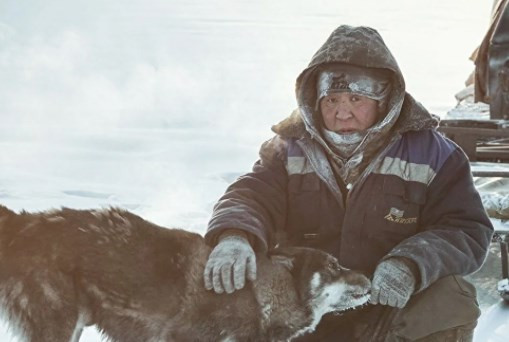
[[270, 254, 295, 271], [269, 247, 309, 275]]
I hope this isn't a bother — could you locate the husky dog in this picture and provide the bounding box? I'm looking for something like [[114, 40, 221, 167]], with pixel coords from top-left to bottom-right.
[[0, 205, 370, 342]]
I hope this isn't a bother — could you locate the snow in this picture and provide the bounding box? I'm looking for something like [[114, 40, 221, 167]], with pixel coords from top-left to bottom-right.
[[473, 301, 509, 342], [0, 0, 495, 340]]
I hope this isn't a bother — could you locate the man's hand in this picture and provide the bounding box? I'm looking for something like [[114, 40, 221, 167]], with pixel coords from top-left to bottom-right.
[[369, 258, 416, 308], [203, 232, 257, 294]]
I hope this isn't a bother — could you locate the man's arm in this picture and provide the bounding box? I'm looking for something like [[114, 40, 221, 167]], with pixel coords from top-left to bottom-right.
[[205, 135, 289, 252], [203, 136, 289, 294], [382, 147, 494, 292]]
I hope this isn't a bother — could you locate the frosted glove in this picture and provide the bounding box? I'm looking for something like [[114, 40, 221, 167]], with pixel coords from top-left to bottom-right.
[[204, 233, 256, 294], [369, 258, 416, 308]]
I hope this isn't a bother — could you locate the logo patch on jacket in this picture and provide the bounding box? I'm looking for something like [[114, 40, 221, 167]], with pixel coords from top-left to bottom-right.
[[384, 207, 418, 224]]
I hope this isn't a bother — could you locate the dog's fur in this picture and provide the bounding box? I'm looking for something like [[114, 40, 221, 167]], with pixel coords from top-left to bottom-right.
[[0, 205, 370, 342]]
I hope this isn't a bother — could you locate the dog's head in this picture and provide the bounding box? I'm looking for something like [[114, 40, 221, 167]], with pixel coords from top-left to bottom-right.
[[269, 247, 371, 317]]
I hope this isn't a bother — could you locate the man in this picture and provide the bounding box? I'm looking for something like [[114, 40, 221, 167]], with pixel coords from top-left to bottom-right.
[[203, 25, 494, 341]]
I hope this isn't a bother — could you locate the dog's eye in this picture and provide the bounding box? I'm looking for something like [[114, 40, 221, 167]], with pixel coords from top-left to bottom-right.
[[327, 261, 343, 272]]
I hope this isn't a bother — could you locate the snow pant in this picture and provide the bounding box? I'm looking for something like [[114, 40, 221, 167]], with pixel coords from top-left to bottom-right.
[[294, 275, 480, 341]]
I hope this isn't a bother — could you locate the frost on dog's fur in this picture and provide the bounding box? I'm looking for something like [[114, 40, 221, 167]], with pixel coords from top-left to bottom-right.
[[0, 205, 370, 342], [279, 249, 371, 340]]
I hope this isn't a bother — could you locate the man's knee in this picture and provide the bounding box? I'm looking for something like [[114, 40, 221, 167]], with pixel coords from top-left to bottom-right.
[[387, 275, 480, 341]]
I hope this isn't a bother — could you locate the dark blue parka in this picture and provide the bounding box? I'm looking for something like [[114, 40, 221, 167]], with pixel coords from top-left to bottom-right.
[[205, 26, 493, 292]]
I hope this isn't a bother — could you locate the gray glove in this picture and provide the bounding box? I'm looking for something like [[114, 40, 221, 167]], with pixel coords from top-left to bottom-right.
[[203, 232, 257, 294], [369, 258, 416, 308]]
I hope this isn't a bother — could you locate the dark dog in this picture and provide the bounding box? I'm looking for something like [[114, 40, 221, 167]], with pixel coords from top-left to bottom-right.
[[0, 206, 370, 341]]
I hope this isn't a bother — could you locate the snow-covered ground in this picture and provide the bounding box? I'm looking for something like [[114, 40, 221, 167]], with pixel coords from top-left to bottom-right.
[[0, 0, 496, 340]]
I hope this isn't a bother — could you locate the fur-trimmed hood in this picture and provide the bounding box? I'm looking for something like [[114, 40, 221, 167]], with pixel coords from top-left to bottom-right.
[[272, 25, 438, 184]]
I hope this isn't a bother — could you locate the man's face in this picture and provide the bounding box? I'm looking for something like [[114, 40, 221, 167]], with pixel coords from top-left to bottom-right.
[[320, 92, 379, 133]]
